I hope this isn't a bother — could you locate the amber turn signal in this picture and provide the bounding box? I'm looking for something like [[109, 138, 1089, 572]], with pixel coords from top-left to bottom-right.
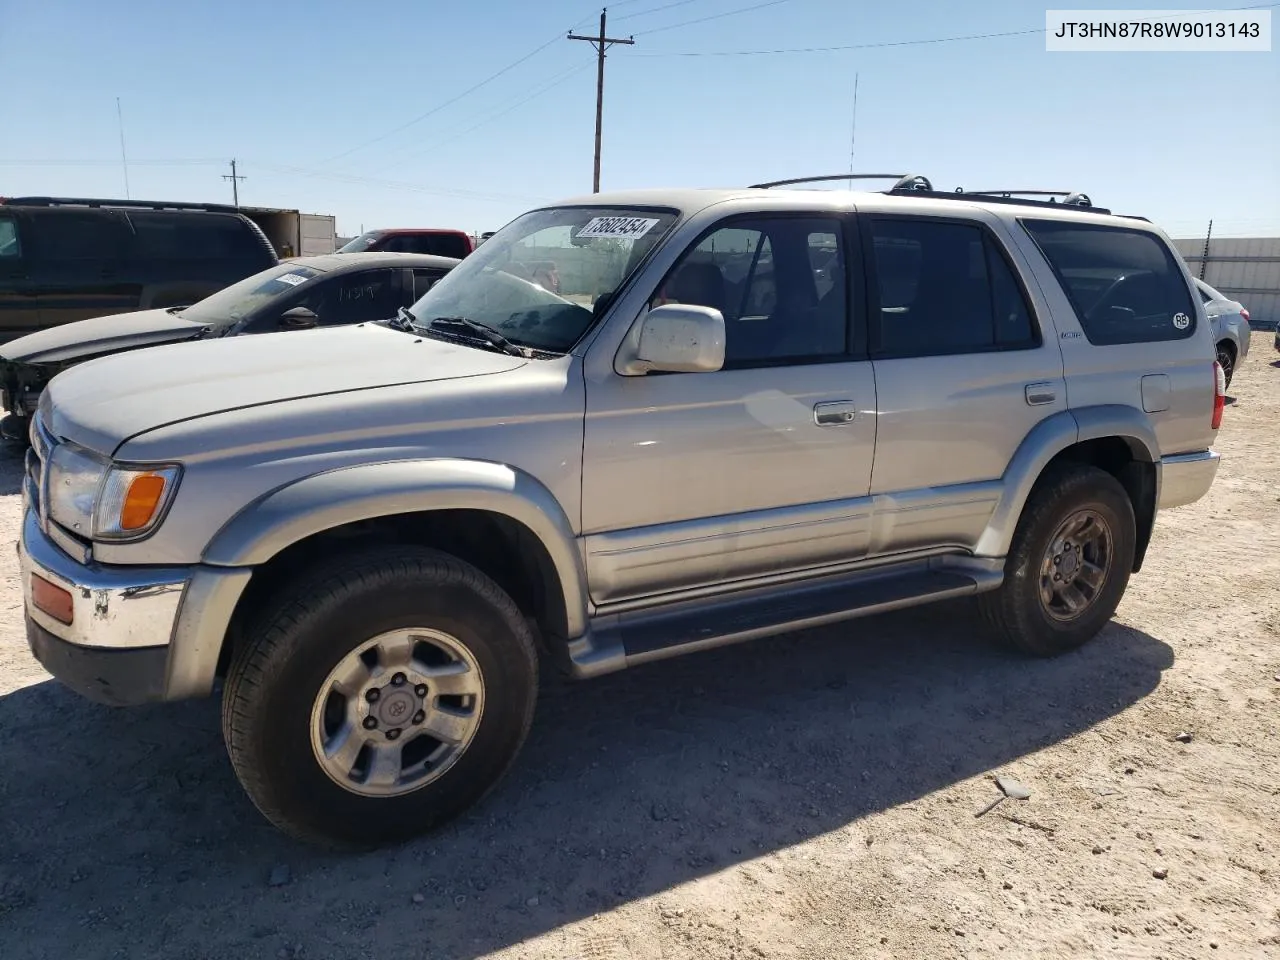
[[120, 473, 168, 531]]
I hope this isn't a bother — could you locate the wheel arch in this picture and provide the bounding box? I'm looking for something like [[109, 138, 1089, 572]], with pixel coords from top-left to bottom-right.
[[203, 458, 588, 676], [976, 406, 1160, 571]]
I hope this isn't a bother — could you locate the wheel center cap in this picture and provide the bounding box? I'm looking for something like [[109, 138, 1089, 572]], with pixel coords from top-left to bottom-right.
[[376, 689, 418, 728], [1059, 547, 1080, 578]]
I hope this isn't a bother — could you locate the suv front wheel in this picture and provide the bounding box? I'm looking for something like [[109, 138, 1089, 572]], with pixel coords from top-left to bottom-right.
[[980, 464, 1136, 656], [222, 546, 538, 847]]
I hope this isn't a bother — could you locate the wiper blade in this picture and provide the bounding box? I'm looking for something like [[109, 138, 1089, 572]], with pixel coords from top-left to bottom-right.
[[427, 317, 528, 357], [386, 306, 419, 332]]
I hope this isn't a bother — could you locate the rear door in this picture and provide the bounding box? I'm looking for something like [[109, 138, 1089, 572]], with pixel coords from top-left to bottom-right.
[[407, 265, 448, 302], [863, 212, 1067, 556], [26, 208, 136, 328], [0, 211, 40, 342]]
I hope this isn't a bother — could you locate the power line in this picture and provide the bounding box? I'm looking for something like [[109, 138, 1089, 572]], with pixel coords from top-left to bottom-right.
[[635, 26, 1045, 56], [317, 32, 570, 166], [251, 161, 550, 205], [0, 158, 227, 166], [632, 0, 792, 37], [370, 59, 596, 175], [613, 0, 703, 22]]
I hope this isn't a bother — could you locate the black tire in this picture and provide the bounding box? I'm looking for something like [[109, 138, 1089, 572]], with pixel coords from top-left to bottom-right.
[[222, 546, 538, 847], [1216, 343, 1236, 390], [979, 464, 1136, 657]]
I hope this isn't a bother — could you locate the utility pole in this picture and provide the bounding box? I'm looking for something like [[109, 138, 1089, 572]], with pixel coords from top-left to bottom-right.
[[115, 97, 131, 200], [568, 9, 634, 193], [222, 159, 246, 207]]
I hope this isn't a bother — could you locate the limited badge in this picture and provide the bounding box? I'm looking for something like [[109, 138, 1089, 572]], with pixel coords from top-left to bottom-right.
[[1172, 312, 1190, 330]]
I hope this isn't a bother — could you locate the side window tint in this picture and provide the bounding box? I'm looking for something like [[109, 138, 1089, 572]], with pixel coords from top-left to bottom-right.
[[652, 217, 848, 367], [1022, 220, 1196, 345], [35, 212, 126, 259], [0, 218, 20, 258], [308, 270, 400, 325], [869, 219, 1037, 357], [412, 269, 444, 300], [129, 212, 248, 260]]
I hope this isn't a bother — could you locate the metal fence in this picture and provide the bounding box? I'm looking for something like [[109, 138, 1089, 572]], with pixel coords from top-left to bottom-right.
[[1173, 236, 1280, 330]]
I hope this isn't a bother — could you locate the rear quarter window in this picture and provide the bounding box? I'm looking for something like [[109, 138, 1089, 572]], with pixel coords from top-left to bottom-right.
[[1022, 219, 1195, 346], [129, 212, 256, 261]]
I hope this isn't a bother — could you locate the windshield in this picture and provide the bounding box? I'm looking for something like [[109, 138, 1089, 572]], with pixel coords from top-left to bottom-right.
[[180, 263, 326, 325], [408, 206, 678, 354], [337, 233, 380, 253]]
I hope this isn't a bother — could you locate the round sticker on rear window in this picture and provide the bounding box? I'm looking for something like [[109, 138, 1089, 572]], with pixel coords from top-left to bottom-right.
[[1172, 312, 1190, 330]]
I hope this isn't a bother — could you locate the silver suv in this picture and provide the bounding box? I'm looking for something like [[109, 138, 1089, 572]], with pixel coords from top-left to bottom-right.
[[19, 175, 1225, 846]]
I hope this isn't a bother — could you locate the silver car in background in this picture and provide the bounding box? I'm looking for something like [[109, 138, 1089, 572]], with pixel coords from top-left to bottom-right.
[[1194, 277, 1250, 388]]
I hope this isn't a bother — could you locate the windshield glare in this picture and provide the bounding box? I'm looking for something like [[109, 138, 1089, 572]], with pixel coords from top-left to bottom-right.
[[408, 206, 678, 353], [180, 264, 325, 325], [337, 233, 379, 253]]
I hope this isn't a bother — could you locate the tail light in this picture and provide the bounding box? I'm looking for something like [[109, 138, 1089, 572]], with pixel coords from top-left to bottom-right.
[[1240, 307, 1250, 323], [1211, 360, 1226, 430]]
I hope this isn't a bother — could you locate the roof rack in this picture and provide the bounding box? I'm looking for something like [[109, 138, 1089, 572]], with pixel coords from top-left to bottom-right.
[[0, 196, 242, 214], [959, 190, 1095, 208], [750, 173, 933, 192]]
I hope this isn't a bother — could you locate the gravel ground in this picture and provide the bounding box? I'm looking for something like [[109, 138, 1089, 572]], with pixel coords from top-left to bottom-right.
[[1, 355, 1277, 960]]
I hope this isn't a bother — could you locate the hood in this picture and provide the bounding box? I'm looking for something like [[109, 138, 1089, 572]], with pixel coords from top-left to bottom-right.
[[44, 323, 527, 455], [1, 309, 206, 364]]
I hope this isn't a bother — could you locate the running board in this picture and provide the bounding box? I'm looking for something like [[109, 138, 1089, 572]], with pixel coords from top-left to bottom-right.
[[567, 560, 1002, 677]]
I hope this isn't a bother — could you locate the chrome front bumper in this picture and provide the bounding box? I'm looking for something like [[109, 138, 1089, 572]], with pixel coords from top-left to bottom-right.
[[18, 507, 253, 704], [20, 508, 188, 649], [1159, 450, 1221, 510]]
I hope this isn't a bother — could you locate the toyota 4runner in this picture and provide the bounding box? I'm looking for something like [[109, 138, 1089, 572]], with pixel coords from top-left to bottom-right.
[[18, 175, 1225, 846]]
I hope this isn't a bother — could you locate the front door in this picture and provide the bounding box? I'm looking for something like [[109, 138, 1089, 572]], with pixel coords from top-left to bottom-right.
[[26, 209, 136, 329], [581, 214, 878, 606]]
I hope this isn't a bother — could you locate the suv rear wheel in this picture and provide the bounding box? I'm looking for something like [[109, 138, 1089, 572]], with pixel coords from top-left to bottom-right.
[[980, 464, 1136, 656], [222, 546, 538, 847]]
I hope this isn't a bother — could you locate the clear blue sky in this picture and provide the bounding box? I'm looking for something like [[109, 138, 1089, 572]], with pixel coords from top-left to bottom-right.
[[1, 0, 1276, 239]]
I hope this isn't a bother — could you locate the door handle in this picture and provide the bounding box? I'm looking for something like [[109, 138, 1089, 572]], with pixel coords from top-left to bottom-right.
[[1025, 382, 1057, 406], [813, 400, 860, 426]]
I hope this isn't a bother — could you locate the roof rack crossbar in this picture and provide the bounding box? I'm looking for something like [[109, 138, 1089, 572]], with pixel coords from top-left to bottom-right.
[[960, 190, 1094, 208], [750, 173, 932, 192]]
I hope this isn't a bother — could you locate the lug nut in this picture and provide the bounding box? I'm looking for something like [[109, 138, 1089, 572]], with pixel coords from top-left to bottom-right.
[[386, 728, 401, 740], [365, 688, 381, 703], [362, 716, 378, 730], [391, 673, 407, 687], [415, 684, 428, 697], [412, 710, 425, 725]]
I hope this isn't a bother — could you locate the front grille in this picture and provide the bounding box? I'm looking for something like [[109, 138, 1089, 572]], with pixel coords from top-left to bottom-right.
[[28, 416, 53, 529]]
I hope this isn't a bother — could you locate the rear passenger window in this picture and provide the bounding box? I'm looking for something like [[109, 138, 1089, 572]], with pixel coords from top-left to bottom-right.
[[869, 218, 1036, 357], [129, 212, 250, 260], [1022, 220, 1196, 345], [412, 268, 445, 299]]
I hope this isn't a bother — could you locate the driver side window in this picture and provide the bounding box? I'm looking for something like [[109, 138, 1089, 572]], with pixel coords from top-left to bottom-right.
[[651, 217, 849, 368]]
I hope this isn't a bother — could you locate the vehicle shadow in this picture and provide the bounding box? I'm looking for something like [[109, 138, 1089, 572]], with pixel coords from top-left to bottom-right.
[[0, 603, 1173, 960]]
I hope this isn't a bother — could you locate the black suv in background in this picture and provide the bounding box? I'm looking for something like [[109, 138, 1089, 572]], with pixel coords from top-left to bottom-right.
[[0, 197, 278, 344]]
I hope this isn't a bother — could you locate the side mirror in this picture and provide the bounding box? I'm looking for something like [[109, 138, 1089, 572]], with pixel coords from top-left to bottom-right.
[[279, 306, 318, 330], [623, 304, 725, 375]]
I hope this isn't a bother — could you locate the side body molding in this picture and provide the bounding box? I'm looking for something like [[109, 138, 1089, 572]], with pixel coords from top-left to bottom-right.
[[202, 458, 589, 639], [974, 405, 1160, 558]]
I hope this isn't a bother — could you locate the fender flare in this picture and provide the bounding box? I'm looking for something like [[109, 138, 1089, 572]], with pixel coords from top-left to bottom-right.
[[974, 405, 1160, 558], [202, 458, 589, 639]]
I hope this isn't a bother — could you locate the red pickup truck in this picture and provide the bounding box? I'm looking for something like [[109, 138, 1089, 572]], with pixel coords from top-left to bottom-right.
[[337, 228, 473, 259]]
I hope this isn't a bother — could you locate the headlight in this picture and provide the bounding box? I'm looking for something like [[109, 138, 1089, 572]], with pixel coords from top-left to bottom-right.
[[47, 443, 107, 535], [46, 442, 181, 541]]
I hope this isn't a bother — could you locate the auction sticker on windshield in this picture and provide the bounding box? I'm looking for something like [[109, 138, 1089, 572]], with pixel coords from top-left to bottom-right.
[[577, 217, 660, 240], [275, 273, 310, 286]]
